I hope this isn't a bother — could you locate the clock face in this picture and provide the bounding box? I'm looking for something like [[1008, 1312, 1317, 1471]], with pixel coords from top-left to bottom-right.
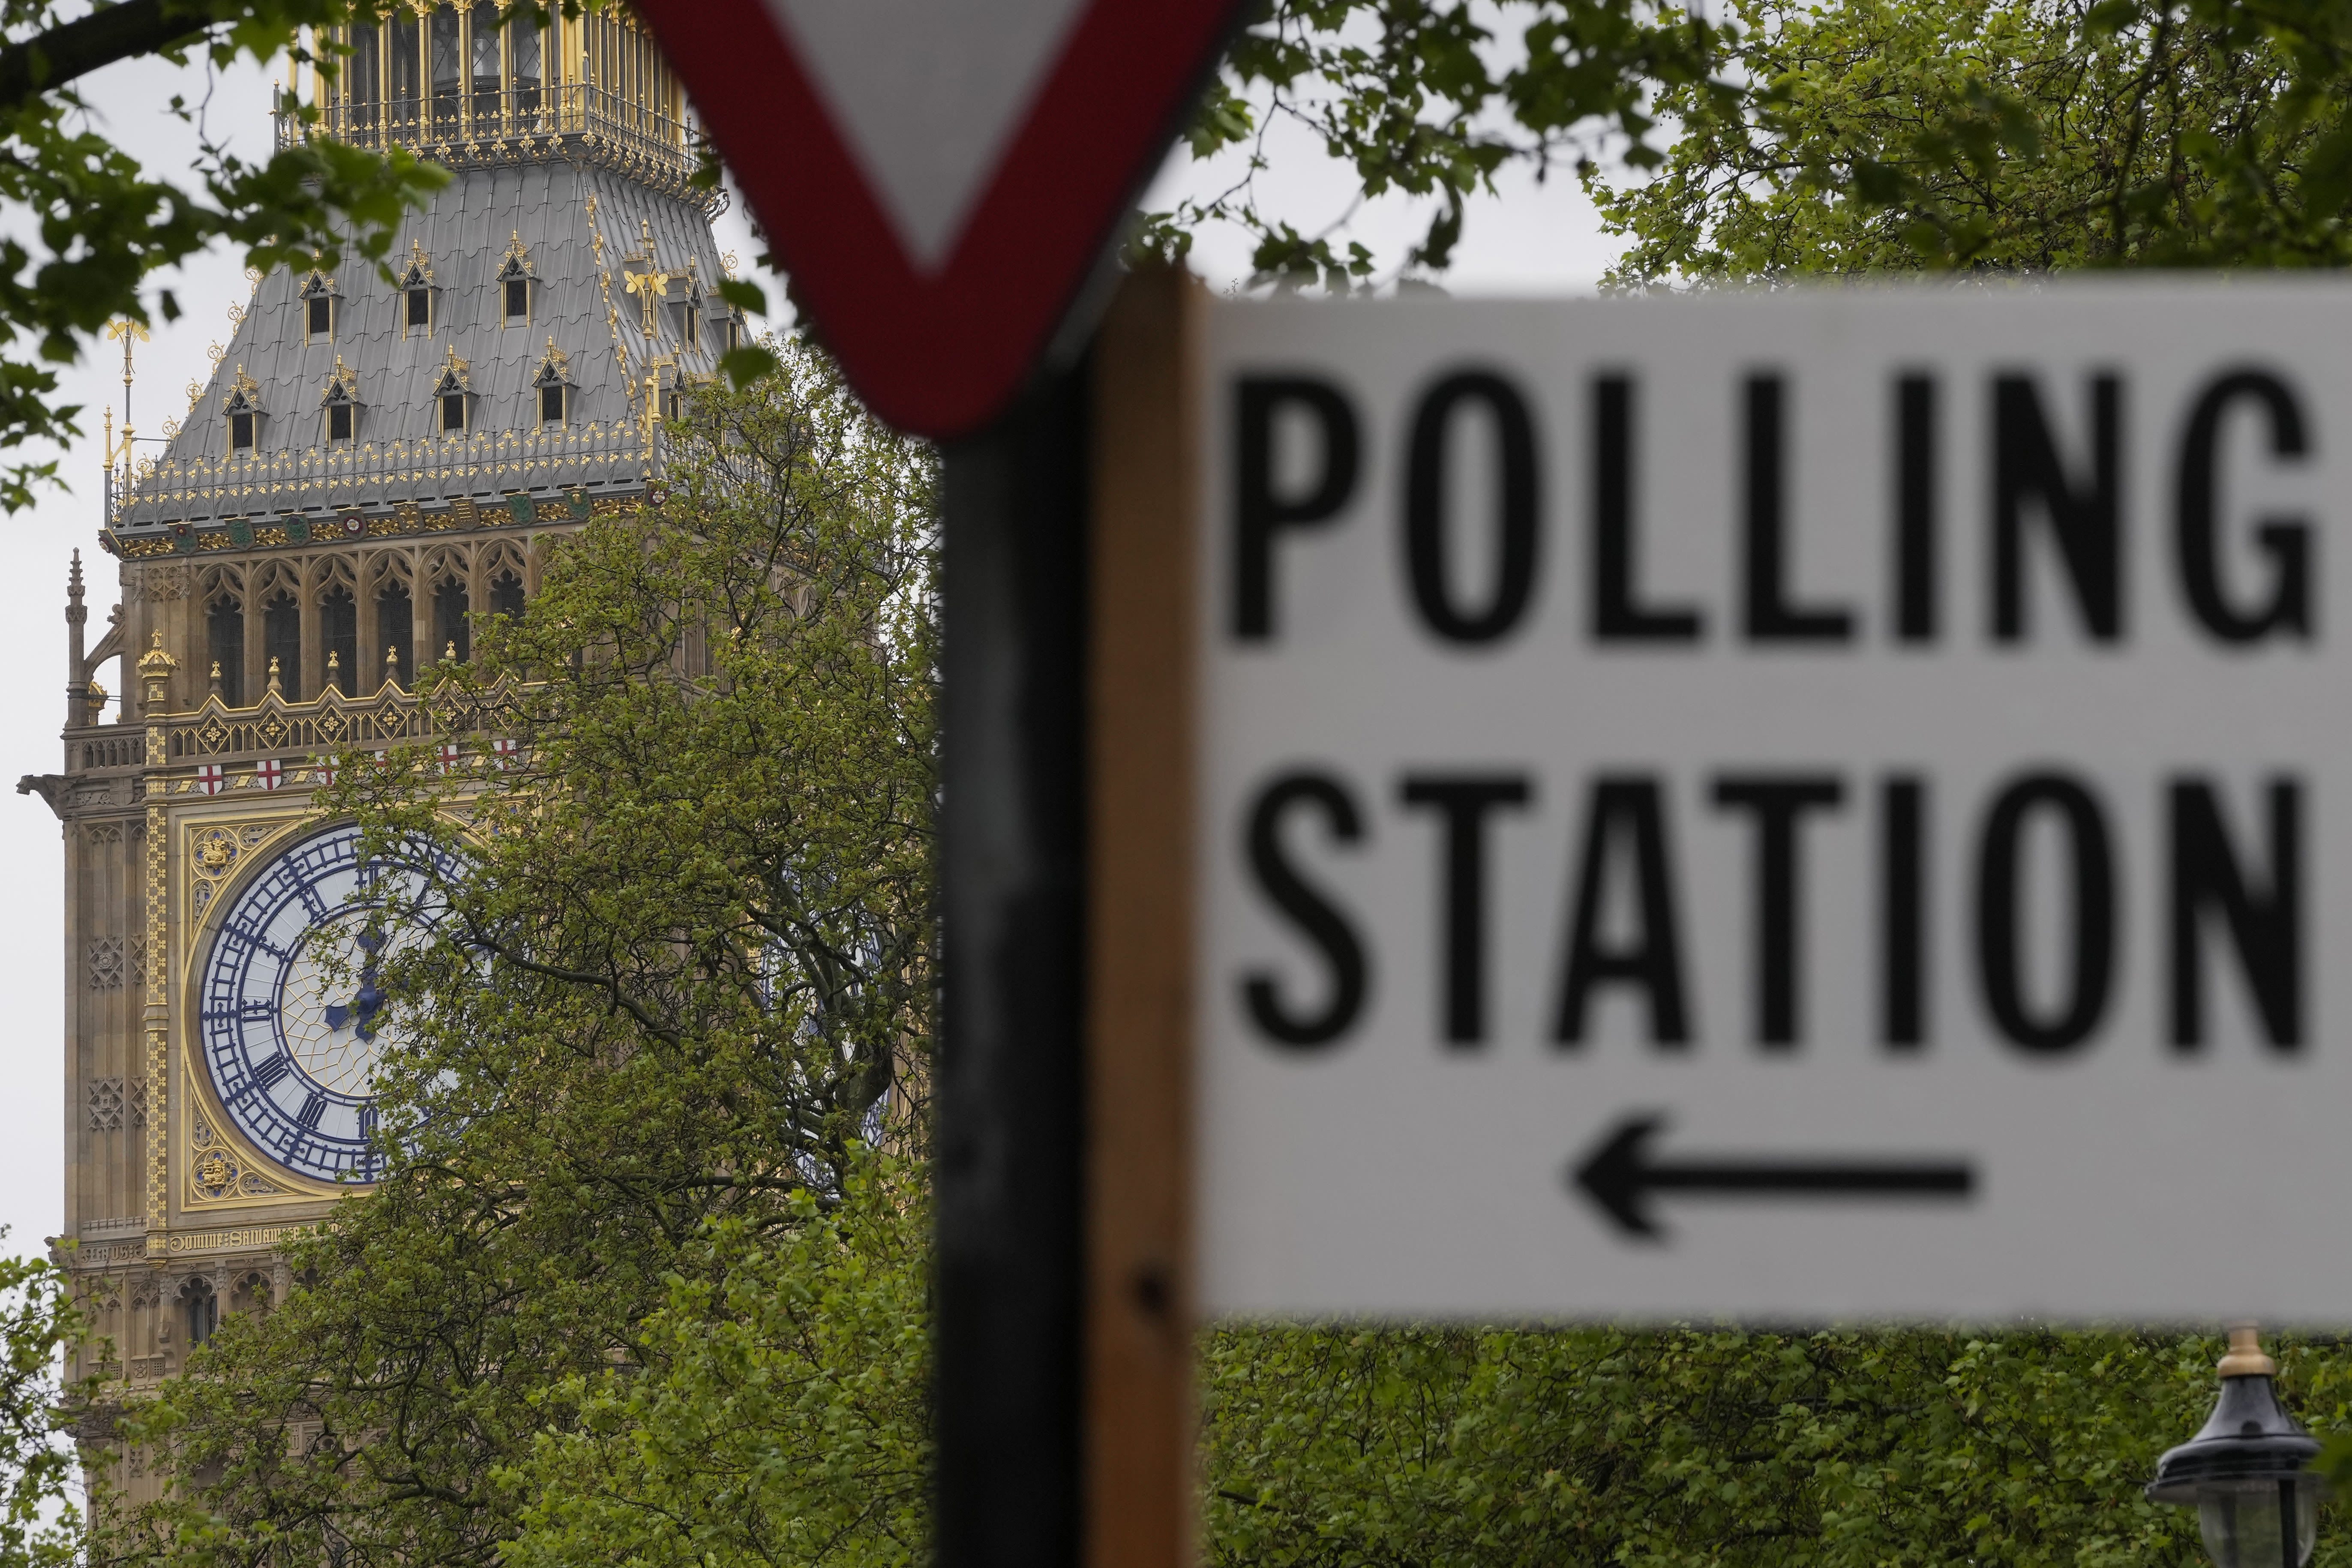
[[197, 822, 459, 1184]]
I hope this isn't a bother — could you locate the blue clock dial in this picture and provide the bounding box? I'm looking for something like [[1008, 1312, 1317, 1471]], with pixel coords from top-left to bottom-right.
[[197, 822, 459, 1184]]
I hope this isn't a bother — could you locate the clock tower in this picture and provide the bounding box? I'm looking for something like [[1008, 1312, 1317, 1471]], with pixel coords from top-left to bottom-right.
[[21, 5, 735, 1498]]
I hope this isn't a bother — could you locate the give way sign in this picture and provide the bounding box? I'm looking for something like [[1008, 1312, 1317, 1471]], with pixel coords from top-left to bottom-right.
[[635, 0, 1243, 438]]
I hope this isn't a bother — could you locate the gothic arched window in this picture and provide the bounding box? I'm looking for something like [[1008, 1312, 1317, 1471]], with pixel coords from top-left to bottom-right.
[[429, 4, 461, 111], [207, 597, 244, 706], [433, 576, 470, 664], [183, 1278, 217, 1349], [322, 586, 357, 694], [469, 0, 501, 123], [377, 580, 414, 689], [390, 11, 421, 130], [264, 591, 301, 699]]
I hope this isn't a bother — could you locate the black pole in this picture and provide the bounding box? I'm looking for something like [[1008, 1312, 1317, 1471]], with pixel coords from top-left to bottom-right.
[[935, 355, 1091, 1568]]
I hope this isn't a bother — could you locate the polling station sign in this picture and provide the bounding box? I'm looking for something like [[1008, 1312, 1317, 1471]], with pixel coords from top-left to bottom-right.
[[1191, 281, 2352, 1322]]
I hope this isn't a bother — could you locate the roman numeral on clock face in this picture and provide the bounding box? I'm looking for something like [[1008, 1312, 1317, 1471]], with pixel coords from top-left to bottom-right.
[[253, 1053, 292, 1089], [297, 1092, 327, 1131]]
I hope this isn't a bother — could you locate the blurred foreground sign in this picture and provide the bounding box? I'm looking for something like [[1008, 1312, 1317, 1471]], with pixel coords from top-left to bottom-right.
[[635, 0, 1242, 438], [1191, 282, 2352, 1322]]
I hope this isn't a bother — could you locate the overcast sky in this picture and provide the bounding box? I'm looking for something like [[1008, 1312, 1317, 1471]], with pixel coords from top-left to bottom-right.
[[0, 42, 1625, 1262]]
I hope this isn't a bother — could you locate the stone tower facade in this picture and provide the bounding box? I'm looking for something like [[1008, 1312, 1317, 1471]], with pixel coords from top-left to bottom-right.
[[22, 5, 735, 1496]]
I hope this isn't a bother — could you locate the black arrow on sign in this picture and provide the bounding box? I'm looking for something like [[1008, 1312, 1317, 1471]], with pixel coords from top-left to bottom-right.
[[1571, 1114, 1976, 1240]]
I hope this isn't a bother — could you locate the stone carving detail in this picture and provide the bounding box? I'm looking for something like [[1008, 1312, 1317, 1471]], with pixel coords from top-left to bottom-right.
[[129, 936, 145, 992], [87, 1077, 125, 1131], [87, 936, 125, 991], [186, 1109, 296, 1205], [188, 821, 282, 926], [85, 821, 123, 845], [129, 1078, 146, 1130], [133, 563, 192, 603]]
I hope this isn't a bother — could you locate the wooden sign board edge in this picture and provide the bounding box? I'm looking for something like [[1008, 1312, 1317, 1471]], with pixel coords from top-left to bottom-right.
[[1086, 264, 1203, 1568]]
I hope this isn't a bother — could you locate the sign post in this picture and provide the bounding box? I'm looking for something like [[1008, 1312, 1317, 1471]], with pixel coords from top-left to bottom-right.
[[631, 7, 1242, 1564], [1184, 282, 2352, 1322]]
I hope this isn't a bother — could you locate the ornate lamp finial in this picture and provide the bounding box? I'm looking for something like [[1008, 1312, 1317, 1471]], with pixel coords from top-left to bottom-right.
[[2218, 1322, 2277, 1378]]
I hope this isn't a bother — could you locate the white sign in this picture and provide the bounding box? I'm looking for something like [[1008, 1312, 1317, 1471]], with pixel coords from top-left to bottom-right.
[[1196, 282, 2352, 1321]]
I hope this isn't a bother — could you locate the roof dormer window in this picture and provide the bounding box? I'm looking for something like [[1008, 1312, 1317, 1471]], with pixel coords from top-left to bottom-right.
[[432, 344, 471, 434], [320, 355, 362, 444], [399, 242, 435, 338], [298, 265, 339, 345], [222, 367, 265, 455], [497, 231, 534, 326], [532, 339, 573, 427]]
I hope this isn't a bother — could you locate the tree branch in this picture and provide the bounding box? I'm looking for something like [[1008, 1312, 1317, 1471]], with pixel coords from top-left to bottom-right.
[[0, 0, 213, 119]]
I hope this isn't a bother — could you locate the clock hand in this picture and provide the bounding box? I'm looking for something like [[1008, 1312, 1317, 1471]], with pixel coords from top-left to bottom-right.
[[327, 924, 390, 1036], [353, 973, 385, 1043]]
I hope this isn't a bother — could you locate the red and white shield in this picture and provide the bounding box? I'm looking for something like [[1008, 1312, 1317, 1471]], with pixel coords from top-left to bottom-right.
[[492, 737, 521, 769], [195, 764, 224, 796], [436, 742, 463, 773], [311, 758, 339, 788], [256, 759, 284, 791]]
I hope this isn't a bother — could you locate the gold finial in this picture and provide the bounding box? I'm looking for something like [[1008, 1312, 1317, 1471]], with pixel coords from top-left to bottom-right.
[[138, 628, 178, 711], [2219, 1322, 2277, 1378], [266, 656, 282, 694], [137, 629, 177, 676], [327, 650, 339, 669], [209, 661, 220, 678], [444, 641, 458, 661]]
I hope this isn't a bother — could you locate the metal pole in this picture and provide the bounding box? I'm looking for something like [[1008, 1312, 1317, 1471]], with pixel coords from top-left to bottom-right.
[[935, 356, 1091, 1568]]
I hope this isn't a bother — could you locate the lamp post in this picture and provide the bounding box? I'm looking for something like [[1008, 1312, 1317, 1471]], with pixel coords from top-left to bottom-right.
[[2147, 1325, 2324, 1568]]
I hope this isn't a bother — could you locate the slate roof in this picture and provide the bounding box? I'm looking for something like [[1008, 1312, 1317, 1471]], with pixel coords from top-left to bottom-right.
[[108, 156, 735, 537]]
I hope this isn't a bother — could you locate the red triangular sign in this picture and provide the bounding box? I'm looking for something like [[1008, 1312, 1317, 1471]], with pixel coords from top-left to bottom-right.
[[636, 0, 1243, 438]]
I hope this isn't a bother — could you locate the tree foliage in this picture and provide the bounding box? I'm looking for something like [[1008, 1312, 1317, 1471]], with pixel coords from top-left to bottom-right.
[[106, 339, 935, 1568], [1139, 0, 1727, 288], [1592, 0, 2352, 279], [1202, 1325, 2352, 1568], [498, 1172, 930, 1568], [0, 1243, 90, 1568]]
